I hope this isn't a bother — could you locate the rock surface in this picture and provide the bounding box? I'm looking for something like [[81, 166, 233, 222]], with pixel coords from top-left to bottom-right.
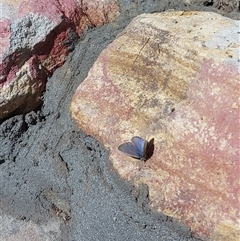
[[71, 11, 240, 240], [1, 1, 239, 241], [0, 0, 119, 120]]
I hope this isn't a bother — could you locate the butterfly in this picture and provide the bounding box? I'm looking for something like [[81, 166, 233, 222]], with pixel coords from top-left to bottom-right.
[[118, 136, 154, 161]]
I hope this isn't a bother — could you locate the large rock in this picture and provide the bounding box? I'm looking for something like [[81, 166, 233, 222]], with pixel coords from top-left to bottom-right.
[[0, 0, 119, 120], [71, 11, 240, 240]]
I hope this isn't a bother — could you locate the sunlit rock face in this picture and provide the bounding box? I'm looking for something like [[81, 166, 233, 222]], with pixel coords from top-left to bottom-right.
[[0, 0, 119, 120], [71, 11, 240, 241]]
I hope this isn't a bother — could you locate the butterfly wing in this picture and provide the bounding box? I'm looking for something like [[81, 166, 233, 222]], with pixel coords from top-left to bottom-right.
[[131, 136, 148, 161], [118, 142, 141, 159]]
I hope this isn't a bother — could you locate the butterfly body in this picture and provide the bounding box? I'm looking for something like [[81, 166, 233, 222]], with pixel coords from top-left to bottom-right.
[[118, 136, 151, 161]]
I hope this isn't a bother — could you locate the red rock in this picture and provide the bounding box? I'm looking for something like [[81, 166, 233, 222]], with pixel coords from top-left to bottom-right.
[[71, 12, 240, 241], [0, 0, 119, 119]]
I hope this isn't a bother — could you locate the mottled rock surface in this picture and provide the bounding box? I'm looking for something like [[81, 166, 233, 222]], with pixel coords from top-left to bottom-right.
[[0, 0, 119, 120], [71, 11, 240, 240], [1, 1, 239, 241]]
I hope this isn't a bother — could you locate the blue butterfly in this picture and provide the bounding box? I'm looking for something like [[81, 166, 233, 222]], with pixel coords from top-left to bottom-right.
[[118, 136, 154, 161]]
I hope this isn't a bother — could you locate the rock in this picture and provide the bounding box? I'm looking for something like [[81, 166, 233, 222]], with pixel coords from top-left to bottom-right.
[[0, 0, 120, 120], [0, 213, 61, 241], [71, 11, 240, 240]]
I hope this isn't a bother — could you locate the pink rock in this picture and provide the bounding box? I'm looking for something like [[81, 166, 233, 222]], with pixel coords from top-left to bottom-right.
[[0, 56, 46, 118], [71, 12, 240, 240], [0, 0, 119, 119], [0, 19, 10, 58]]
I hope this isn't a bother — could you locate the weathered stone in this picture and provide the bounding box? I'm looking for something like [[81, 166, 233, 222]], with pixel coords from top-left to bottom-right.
[[0, 56, 46, 117], [71, 11, 240, 240], [1, 213, 61, 241], [0, 0, 119, 119]]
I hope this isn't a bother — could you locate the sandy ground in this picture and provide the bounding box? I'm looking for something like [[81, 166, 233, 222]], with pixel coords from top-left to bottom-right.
[[0, 1, 238, 240]]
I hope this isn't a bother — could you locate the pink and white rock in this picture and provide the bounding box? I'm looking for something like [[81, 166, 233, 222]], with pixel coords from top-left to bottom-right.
[[0, 0, 119, 119], [71, 11, 240, 241]]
